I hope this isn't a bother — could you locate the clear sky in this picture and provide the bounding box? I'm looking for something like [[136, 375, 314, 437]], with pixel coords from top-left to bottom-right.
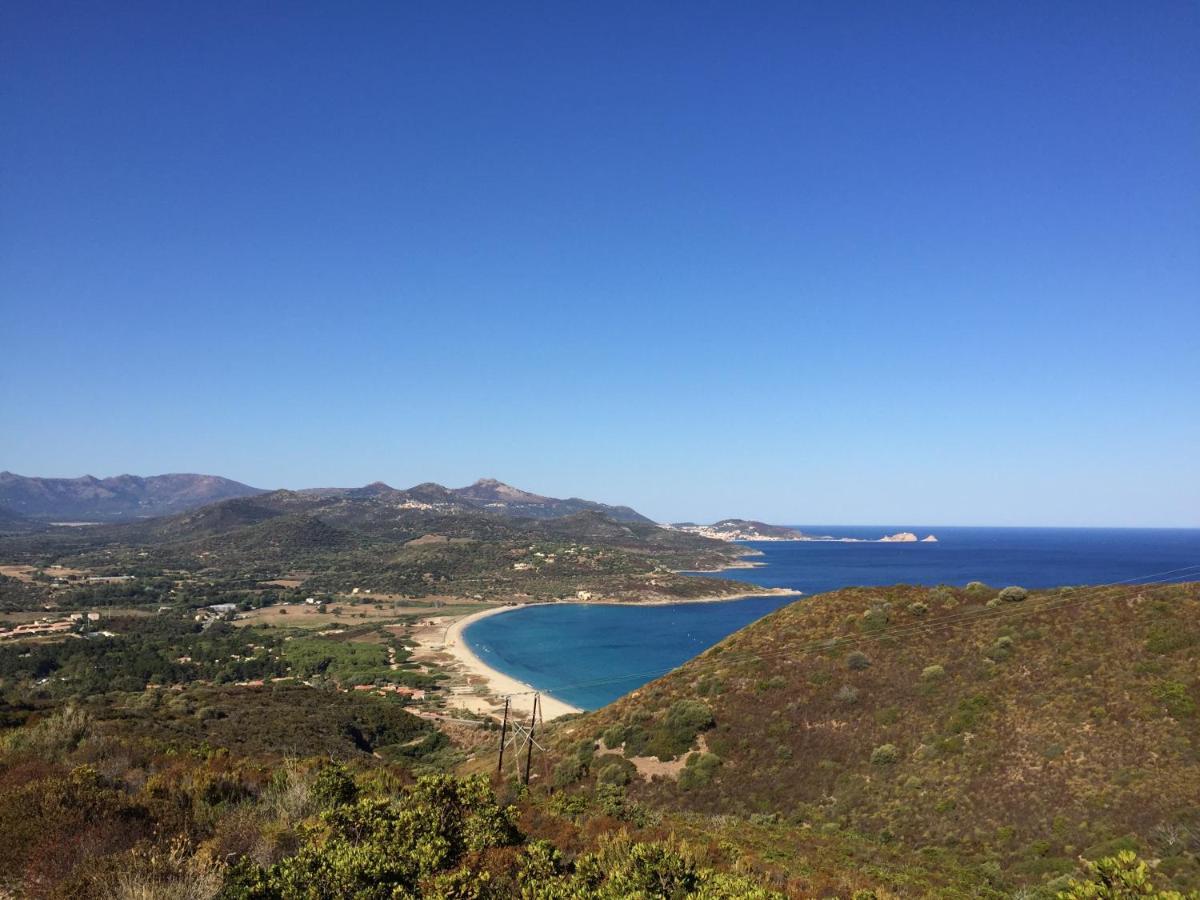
[[2, 2, 1197, 526]]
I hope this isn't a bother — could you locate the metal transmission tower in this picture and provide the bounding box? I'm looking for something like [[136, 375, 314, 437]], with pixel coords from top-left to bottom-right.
[[496, 694, 544, 785]]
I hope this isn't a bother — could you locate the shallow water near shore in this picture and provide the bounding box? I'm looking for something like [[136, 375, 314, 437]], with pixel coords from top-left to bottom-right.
[[464, 526, 1200, 710]]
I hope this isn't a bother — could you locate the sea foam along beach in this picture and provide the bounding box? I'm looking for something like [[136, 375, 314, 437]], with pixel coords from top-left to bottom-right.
[[443, 604, 582, 720]]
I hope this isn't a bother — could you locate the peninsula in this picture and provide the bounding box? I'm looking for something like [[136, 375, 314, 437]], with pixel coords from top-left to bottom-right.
[[671, 519, 938, 544]]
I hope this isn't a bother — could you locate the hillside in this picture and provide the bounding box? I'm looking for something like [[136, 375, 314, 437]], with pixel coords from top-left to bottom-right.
[[0, 507, 43, 535], [0, 471, 266, 521], [556, 581, 1200, 891], [0, 489, 749, 604]]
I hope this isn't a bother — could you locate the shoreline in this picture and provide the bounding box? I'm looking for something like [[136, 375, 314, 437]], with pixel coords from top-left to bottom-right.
[[440, 604, 583, 720], [419, 588, 803, 721]]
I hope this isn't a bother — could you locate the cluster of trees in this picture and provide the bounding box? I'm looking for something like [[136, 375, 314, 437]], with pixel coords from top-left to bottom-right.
[[0, 618, 285, 696], [0, 614, 442, 699]]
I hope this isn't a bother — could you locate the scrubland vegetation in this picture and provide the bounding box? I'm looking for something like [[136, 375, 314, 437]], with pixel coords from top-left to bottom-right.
[[552, 582, 1200, 895]]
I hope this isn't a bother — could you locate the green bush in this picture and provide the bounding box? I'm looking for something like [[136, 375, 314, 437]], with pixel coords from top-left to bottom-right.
[[921, 665, 946, 682], [987, 635, 1014, 662], [999, 586, 1029, 603], [847, 651, 871, 671], [601, 723, 628, 749], [861, 605, 890, 632], [665, 699, 714, 735], [1056, 850, 1198, 899], [870, 744, 900, 766], [1152, 681, 1196, 718], [553, 756, 586, 788], [835, 684, 860, 705], [678, 751, 722, 791], [907, 601, 929, 616], [309, 764, 357, 809], [597, 761, 633, 787]]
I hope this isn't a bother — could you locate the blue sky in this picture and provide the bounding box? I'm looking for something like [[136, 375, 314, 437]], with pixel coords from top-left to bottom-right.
[[2, 2, 1197, 526]]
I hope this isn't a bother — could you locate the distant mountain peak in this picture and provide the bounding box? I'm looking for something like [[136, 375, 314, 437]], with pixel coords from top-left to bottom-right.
[[353, 481, 397, 497], [456, 478, 549, 504]]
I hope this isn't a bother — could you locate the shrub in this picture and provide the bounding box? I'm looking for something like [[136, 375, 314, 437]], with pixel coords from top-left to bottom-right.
[[622, 726, 649, 758], [309, 764, 357, 810], [870, 744, 900, 766], [596, 762, 633, 787], [631, 699, 716, 759], [835, 685, 860, 705], [847, 651, 871, 671], [600, 723, 628, 750], [553, 756, 586, 788], [907, 601, 929, 616], [861, 605, 890, 632], [921, 665, 946, 682], [678, 752, 722, 790], [965, 581, 990, 595], [1056, 850, 1190, 899], [1152, 681, 1196, 718], [665, 700, 714, 735], [999, 586, 1029, 603]]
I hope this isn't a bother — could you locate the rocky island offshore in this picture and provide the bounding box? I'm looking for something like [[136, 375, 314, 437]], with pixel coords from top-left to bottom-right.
[[669, 519, 937, 543]]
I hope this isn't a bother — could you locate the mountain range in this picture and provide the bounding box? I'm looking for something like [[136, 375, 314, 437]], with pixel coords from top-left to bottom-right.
[[0, 472, 266, 522], [0, 472, 653, 525]]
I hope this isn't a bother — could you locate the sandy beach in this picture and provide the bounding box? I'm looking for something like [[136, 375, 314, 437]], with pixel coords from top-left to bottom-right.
[[429, 605, 583, 720], [413, 588, 802, 722]]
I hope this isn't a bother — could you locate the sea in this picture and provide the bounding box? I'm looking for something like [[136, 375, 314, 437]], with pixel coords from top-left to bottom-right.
[[462, 526, 1200, 711]]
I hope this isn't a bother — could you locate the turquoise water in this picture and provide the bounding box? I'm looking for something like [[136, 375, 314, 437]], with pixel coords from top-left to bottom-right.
[[464, 527, 1200, 710]]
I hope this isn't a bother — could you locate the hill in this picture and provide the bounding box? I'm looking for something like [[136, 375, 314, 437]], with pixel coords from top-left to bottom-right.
[[0, 471, 266, 522], [452, 477, 654, 523], [0, 489, 750, 604], [558, 581, 1200, 891]]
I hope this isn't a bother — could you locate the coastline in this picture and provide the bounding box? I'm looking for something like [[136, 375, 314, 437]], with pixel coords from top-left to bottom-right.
[[417, 588, 803, 721], [439, 605, 583, 720]]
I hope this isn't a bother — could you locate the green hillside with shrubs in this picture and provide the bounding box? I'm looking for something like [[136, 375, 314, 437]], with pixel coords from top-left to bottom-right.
[[550, 581, 1200, 894]]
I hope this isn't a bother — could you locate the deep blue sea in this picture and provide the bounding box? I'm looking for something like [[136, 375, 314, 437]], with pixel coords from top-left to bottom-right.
[[464, 527, 1200, 710]]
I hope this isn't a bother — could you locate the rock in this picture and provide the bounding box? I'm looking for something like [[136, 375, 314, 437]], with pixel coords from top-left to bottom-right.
[[921, 535, 938, 542], [879, 532, 918, 542]]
